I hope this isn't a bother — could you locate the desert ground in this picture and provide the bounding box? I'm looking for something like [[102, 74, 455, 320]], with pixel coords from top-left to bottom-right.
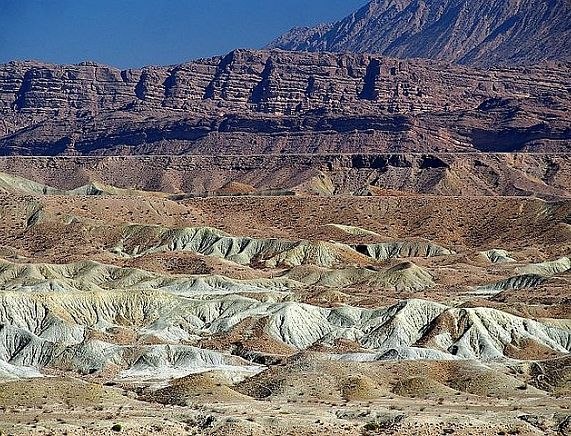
[[0, 163, 569, 435]]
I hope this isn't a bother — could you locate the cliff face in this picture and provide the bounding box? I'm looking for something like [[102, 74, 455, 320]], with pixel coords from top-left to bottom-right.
[[267, 0, 571, 67], [0, 50, 569, 155]]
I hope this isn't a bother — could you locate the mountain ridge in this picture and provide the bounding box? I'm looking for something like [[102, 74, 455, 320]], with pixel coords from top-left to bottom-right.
[[1, 49, 569, 156], [267, 0, 571, 67]]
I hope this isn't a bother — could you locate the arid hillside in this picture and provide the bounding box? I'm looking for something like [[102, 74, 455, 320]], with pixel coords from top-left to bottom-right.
[[0, 153, 570, 200]]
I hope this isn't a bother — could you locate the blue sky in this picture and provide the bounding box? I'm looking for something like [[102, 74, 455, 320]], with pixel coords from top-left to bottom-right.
[[0, 0, 366, 67]]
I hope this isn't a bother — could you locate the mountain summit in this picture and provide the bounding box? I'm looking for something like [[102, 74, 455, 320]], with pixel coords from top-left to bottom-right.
[[267, 0, 571, 66]]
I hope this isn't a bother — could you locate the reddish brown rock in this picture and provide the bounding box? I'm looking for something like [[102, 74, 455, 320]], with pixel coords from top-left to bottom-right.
[[0, 50, 569, 155]]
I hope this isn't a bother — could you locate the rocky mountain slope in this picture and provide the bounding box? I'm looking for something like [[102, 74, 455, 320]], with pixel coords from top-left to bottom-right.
[[267, 0, 571, 67], [0, 50, 569, 155]]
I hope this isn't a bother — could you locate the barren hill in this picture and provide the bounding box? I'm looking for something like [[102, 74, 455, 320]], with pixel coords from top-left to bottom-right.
[[0, 180, 570, 434], [0, 153, 570, 199]]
